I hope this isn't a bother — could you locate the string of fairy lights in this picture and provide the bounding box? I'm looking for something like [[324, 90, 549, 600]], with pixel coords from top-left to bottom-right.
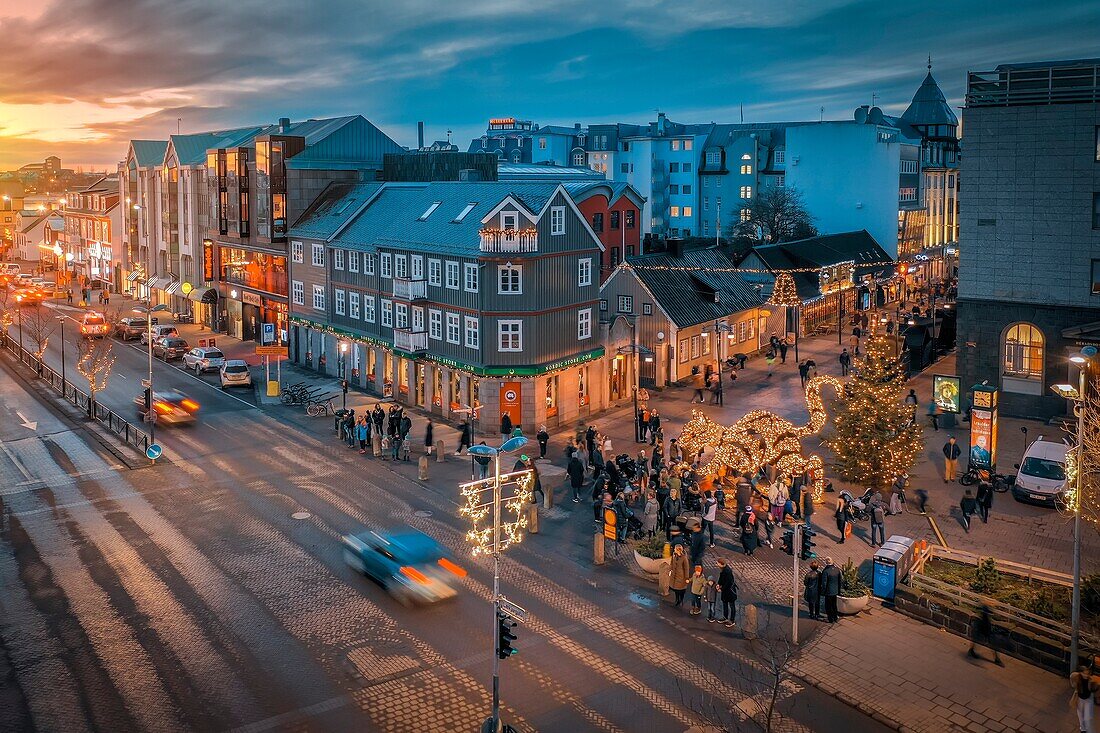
[[623, 261, 897, 275], [458, 470, 533, 556]]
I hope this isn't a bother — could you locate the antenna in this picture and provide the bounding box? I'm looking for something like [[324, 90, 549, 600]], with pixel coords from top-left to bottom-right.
[[177, 118, 182, 135], [871, 92, 878, 108], [927, 54, 932, 72], [740, 103, 744, 123], [819, 106, 824, 122]]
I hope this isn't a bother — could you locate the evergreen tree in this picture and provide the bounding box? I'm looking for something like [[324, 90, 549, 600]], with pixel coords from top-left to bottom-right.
[[824, 331, 923, 490]]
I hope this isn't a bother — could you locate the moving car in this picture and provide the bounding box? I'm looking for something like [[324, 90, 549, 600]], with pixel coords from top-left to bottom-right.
[[153, 336, 190, 360], [141, 324, 178, 345], [15, 288, 45, 306], [1012, 438, 1069, 506], [133, 389, 200, 425], [79, 312, 109, 338], [342, 528, 466, 606], [183, 346, 225, 374], [219, 359, 252, 388], [115, 317, 149, 341]]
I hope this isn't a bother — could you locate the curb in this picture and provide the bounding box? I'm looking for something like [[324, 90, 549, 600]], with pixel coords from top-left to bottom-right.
[[788, 667, 907, 732]]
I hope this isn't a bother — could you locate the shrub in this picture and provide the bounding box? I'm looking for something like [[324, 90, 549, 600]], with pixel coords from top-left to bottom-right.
[[840, 558, 870, 598], [633, 534, 667, 560], [1083, 574, 1100, 615], [971, 558, 1002, 595]]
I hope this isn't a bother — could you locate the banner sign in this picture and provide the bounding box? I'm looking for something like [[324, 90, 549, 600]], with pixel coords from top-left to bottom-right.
[[933, 374, 961, 414], [968, 385, 998, 472], [499, 381, 522, 430], [202, 239, 215, 282]]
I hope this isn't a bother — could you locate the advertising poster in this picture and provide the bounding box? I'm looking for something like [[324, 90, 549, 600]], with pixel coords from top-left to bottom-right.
[[933, 375, 961, 414], [969, 409, 996, 471], [499, 381, 522, 430]]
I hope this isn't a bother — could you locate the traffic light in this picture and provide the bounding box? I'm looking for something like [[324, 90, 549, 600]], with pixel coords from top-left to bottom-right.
[[144, 388, 152, 411], [497, 613, 517, 659], [781, 527, 794, 555], [800, 527, 817, 560]]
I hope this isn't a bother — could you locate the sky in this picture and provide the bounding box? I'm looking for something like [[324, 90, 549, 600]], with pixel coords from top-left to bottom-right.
[[0, 0, 1096, 170]]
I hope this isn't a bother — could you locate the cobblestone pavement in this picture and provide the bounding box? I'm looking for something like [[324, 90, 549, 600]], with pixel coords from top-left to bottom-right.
[[0, 339, 886, 732]]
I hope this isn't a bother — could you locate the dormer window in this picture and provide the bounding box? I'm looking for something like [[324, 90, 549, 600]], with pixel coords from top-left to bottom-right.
[[501, 211, 518, 239], [419, 201, 442, 220]]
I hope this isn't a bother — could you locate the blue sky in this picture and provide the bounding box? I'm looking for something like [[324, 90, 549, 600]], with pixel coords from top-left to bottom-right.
[[0, 0, 1096, 168]]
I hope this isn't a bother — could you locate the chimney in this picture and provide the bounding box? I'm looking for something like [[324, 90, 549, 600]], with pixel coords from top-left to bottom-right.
[[667, 236, 684, 258], [278, 117, 291, 132], [574, 123, 581, 130], [417, 121, 425, 150]]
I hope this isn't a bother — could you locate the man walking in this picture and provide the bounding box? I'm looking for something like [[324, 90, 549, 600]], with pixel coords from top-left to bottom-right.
[[716, 558, 737, 627], [567, 452, 586, 502], [960, 489, 977, 532], [819, 557, 842, 623], [870, 495, 887, 547], [798, 360, 810, 388], [648, 410, 661, 446], [536, 425, 550, 459], [701, 491, 718, 547], [976, 480, 993, 523], [803, 561, 822, 620], [943, 436, 961, 483], [778, 339, 789, 364], [690, 369, 706, 403]]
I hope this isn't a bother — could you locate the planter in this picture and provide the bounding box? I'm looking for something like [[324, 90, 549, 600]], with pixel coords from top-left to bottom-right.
[[837, 594, 870, 615], [633, 550, 666, 575]]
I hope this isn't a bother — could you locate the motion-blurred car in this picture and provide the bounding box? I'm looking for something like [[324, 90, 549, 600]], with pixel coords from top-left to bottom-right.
[[153, 336, 190, 360], [79, 312, 109, 338], [133, 389, 200, 425], [15, 288, 46, 306], [140, 324, 178, 345], [342, 528, 466, 606], [219, 359, 252, 388], [114, 317, 149, 341], [183, 346, 225, 373]]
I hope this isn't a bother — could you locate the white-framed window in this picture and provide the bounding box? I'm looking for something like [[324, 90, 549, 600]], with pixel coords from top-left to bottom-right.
[[334, 249, 345, 270], [716, 177, 722, 187], [445, 261, 459, 289], [411, 255, 423, 280], [428, 259, 442, 286], [291, 280, 304, 305], [412, 306, 424, 332], [775, 175, 785, 187], [380, 252, 392, 279], [464, 262, 479, 292], [311, 243, 324, 267], [501, 211, 518, 233], [349, 292, 360, 319], [334, 288, 346, 315], [348, 251, 360, 273], [617, 295, 633, 313], [498, 320, 522, 351], [419, 201, 441, 220], [446, 313, 460, 344], [429, 309, 442, 340], [394, 254, 408, 279], [740, 208, 752, 222], [381, 299, 393, 327], [364, 253, 375, 275], [538, 137, 547, 150], [453, 203, 477, 223], [464, 316, 479, 349], [550, 206, 565, 235], [291, 240, 303, 263], [312, 284, 325, 310], [704, 197, 710, 211], [684, 139, 693, 151], [364, 295, 376, 323], [774, 150, 785, 164], [578, 258, 592, 287], [498, 264, 522, 294], [671, 139, 681, 151], [705, 150, 721, 166], [703, 220, 710, 234], [395, 302, 408, 329], [740, 164, 752, 175], [577, 308, 592, 340], [740, 186, 753, 199]]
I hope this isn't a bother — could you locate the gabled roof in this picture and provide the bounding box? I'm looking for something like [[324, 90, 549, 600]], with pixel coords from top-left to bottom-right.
[[19, 214, 45, 233], [901, 71, 959, 128], [561, 181, 646, 208], [747, 230, 895, 301], [130, 140, 168, 167], [622, 247, 765, 328], [281, 116, 405, 170], [532, 125, 585, 137], [169, 126, 267, 165], [292, 182, 383, 240]]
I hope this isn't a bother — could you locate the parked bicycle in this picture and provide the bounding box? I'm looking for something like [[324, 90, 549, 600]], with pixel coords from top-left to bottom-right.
[[305, 395, 338, 417], [959, 467, 1012, 493]]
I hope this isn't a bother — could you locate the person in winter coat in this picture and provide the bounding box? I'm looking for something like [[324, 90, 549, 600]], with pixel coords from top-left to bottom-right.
[[835, 494, 849, 544], [648, 410, 662, 446], [371, 404, 385, 435], [536, 426, 550, 459], [500, 412, 513, 440], [772, 481, 789, 523], [591, 446, 605, 478], [716, 558, 737, 627], [689, 524, 707, 568], [668, 545, 691, 607], [642, 491, 659, 536], [456, 420, 472, 455], [739, 506, 758, 556], [356, 418, 370, 454], [689, 566, 707, 615], [669, 439, 683, 465], [567, 454, 586, 502], [399, 414, 412, 441], [701, 491, 718, 546], [960, 489, 978, 532], [803, 562, 822, 619], [819, 557, 843, 623], [423, 420, 434, 455], [975, 481, 993, 523], [663, 490, 683, 540], [473, 442, 491, 479], [704, 576, 719, 622], [585, 426, 597, 461]]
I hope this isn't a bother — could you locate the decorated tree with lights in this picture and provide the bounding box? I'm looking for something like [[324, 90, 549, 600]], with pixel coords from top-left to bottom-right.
[[824, 331, 922, 490]]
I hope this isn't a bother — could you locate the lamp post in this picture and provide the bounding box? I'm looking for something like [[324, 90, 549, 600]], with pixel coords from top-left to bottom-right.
[[134, 304, 170, 445], [705, 319, 733, 378], [57, 315, 67, 391], [616, 321, 653, 443], [52, 243, 63, 297]]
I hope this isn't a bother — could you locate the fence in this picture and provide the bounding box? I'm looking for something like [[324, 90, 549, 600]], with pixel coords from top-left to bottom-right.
[[1, 335, 150, 454]]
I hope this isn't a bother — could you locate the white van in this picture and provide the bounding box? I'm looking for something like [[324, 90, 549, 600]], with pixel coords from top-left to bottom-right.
[[1012, 438, 1069, 506]]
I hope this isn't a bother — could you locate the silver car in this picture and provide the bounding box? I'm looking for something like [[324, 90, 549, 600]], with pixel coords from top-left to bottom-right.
[[183, 346, 225, 374], [219, 360, 252, 388]]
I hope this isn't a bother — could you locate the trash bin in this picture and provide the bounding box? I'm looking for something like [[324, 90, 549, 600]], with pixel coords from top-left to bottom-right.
[[872, 535, 916, 601]]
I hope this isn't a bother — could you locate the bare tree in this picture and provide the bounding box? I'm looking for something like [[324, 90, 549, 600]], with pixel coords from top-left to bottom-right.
[[77, 330, 117, 414], [728, 185, 818, 247], [20, 302, 57, 369], [0, 286, 14, 343]]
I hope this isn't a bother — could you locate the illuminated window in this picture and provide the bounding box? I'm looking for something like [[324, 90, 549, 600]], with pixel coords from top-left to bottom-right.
[[683, 206, 693, 217], [740, 165, 752, 175], [670, 206, 681, 218], [1002, 323, 1044, 381], [740, 186, 753, 200]]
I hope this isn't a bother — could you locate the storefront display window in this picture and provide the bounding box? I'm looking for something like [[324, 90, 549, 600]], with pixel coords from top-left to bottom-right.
[[579, 366, 589, 407], [545, 375, 559, 418], [398, 357, 409, 395], [433, 367, 443, 407], [450, 371, 463, 410], [383, 352, 393, 397], [416, 364, 426, 406], [220, 247, 287, 296]]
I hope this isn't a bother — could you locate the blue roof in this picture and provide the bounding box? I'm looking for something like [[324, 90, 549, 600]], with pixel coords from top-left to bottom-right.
[[131, 140, 168, 167], [282, 116, 405, 170], [497, 163, 604, 181], [292, 182, 382, 239], [170, 126, 267, 165]]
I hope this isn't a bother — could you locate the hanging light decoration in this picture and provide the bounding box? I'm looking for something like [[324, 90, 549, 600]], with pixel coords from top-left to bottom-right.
[[458, 469, 533, 556], [768, 271, 802, 307]]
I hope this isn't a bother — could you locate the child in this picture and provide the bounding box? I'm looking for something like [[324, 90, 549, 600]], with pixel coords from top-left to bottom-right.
[[689, 566, 706, 616], [704, 576, 719, 623], [356, 419, 369, 454]]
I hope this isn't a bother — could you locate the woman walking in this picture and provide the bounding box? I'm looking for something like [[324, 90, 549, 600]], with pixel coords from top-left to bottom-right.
[[835, 493, 849, 544], [803, 561, 822, 620], [668, 545, 690, 608], [642, 491, 659, 537], [738, 506, 758, 557], [1070, 661, 1098, 733]]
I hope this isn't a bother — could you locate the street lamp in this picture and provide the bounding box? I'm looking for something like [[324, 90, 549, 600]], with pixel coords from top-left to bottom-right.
[[617, 328, 654, 443], [134, 303, 171, 445], [703, 319, 733, 379], [57, 315, 67, 392]]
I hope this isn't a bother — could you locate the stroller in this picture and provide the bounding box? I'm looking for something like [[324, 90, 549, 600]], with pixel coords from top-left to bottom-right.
[[839, 489, 873, 522]]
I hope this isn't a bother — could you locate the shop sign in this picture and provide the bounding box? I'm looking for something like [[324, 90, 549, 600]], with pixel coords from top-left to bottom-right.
[[499, 381, 522, 428], [241, 290, 262, 307], [202, 239, 215, 281]]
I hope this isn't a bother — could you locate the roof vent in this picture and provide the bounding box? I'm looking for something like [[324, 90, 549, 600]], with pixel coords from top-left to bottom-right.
[[278, 117, 291, 132]]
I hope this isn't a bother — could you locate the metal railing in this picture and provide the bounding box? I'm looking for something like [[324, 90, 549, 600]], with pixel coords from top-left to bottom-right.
[[479, 230, 538, 253], [966, 64, 1100, 107]]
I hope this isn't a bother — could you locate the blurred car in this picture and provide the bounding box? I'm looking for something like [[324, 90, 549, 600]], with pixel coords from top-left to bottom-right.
[[79, 312, 109, 338], [153, 336, 189, 360], [133, 389, 199, 425], [342, 528, 465, 606], [115, 317, 149, 341], [219, 359, 252, 388], [183, 346, 225, 373], [29, 277, 46, 288], [141, 324, 178, 345], [15, 288, 46, 306], [12, 273, 34, 289]]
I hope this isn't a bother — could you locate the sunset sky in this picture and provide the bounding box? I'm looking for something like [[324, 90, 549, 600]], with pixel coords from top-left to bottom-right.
[[0, 0, 1096, 170]]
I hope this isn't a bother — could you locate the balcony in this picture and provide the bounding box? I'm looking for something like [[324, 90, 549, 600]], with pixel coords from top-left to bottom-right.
[[394, 328, 428, 354], [479, 228, 538, 253], [392, 277, 427, 301]]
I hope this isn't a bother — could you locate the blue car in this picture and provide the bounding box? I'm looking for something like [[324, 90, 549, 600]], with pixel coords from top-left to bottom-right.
[[342, 528, 466, 606]]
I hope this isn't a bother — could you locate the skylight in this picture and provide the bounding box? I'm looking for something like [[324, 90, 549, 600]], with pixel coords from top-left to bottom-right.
[[419, 201, 442, 220], [453, 202, 478, 223]]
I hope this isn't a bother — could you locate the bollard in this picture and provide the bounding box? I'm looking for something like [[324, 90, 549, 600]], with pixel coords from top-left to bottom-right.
[[526, 503, 539, 534], [543, 483, 553, 509], [743, 603, 758, 639], [372, 432, 382, 457], [435, 440, 445, 462], [658, 560, 671, 596], [418, 455, 429, 481], [593, 532, 605, 565]]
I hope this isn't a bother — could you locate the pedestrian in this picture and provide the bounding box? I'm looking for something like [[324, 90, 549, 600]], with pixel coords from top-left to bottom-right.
[[771, 480, 788, 524], [803, 561, 822, 619], [1069, 660, 1098, 733], [668, 545, 690, 607], [663, 489, 683, 541], [536, 425, 549, 459], [638, 405, 649, 442], [915, 488, 929, 515], [778, 339, 788, 364], [704, 575, 719, 622], [689, 522, 707, 568], [585, 425, 597, 461], [669, 438, 683, 465], [474, 441, 491, 479], [738, 506, 758, 556], [798, 360, 810, 388], [399, 414, 412, 442], [690, 369, 706, 403], [356, 418, 369, 454], [372, 404, 385, 435], [976, 480, 993, 523], [765, 350, 775, 378], [967, 604, 1004, 665], [835, 493, 849, 544], [648, 410, 661, 446], [870, 495, 886, 547], [820, 557, 842, 623], [716, 558, 737, 626], [567, 453, 586, 502], [525, 457, 544, 504], [103, 291, 110, 306], [839, 348, 851, 376], [927, 398, 941, 431], [688, 566, 707, 615], [390, 434, 403, 461], [943, 436, 961, 483], [602, 434, 613, 456], [66, 288, 73, 304], [455, 420, 472, 455], [500, 412, 513, 441], [423, 419, 434, 455], [643, 491, 659, 536], [701, 490, 718, 547], [960, 489, 977, 532]]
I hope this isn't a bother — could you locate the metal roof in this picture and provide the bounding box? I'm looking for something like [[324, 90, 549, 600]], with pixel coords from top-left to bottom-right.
[[169, 126, 267, 165], [747, 230, 895, 301], [560, 181, 645, 207], [291, 182, 382, 239], [497, 163, 604, 181], [282, 116, 405, 170], [130, 140, 168, 168], [901, 72, 959, 127]]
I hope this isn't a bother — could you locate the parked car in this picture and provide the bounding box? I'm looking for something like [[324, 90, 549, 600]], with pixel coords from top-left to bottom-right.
[[12, 273, 35, 288], [183, 346, 225, 374], [153, 336, 190, 360], [1011, 438, 1069, 506], [220, 360, 252, 388], [342, 528, 465, 606], [141, 325, 178, 345], [133, 389, 199, 425], [115, 317, 149, 341], [79, 312, 109, 338]]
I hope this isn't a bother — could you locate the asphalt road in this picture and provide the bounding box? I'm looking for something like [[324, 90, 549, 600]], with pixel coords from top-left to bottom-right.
[[0, 306, 890, 733]]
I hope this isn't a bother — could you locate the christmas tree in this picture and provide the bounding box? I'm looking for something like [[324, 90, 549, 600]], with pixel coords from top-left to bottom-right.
[[824, 330, 923, 490]]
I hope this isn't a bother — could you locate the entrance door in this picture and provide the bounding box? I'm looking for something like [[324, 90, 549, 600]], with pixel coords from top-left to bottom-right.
[[609, 355, 626, 401], [242, 303, 259, 341]]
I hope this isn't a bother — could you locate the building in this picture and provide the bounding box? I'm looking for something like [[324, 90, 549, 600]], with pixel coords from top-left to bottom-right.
[[60, 175, 121, 291], [561, 181, 645, 280], [956, 58, 1100, 419], [288, 181, 606, 431], [0, 180, 25, 255], [467, 118, 588, 166], [14, 210, 63, 263], [120, 140, 168, 294], [599, 245, 769, 388]]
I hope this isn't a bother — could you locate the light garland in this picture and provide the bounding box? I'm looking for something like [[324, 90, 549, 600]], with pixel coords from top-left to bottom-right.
[[767, 272, 801, 307], [624, 260, 898, 275], [479, 227, 538, 238], [676, 375, 844, 502], [458, 469, 533, 556]]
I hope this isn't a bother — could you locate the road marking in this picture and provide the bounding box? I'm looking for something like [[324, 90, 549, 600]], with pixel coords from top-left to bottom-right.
[[15, 411, 37, 430], [120, 340, 255, 408]]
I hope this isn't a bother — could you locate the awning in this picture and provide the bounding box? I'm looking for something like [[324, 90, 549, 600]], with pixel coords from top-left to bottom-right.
[[186, 286, 218, 304], [163, 279, 182, 295], [147, 276, 169, 290], [126, 271, 143, 283]]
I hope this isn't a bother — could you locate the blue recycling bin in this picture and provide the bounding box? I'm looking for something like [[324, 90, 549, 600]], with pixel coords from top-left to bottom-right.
[[872, 535, 916, 601]]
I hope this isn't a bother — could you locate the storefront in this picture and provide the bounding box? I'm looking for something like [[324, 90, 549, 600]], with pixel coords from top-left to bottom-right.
[[217, 245, 289, 342]]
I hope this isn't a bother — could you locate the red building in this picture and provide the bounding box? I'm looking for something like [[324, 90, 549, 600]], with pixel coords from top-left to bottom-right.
[[564, 182, 645, 282]]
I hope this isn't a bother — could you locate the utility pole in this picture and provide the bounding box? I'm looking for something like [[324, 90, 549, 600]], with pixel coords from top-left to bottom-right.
[[792, 523, 801, 644]]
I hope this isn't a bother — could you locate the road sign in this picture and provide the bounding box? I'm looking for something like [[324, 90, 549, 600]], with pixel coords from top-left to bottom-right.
[[497, 597, 527, 622], [262, 322, 275, 345], [256, 346, 288, 356], [144, 412, 158, 424], [146, 443, 163, 460], [141, 378, 151, 388]]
